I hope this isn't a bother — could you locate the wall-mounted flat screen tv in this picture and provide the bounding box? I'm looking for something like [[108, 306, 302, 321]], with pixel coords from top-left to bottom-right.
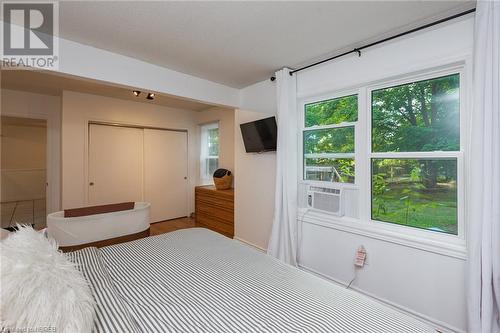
[[240, 116, 277, 153]]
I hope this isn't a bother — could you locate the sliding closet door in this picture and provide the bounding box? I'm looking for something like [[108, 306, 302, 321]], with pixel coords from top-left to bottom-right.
[[144, 129, 188, 222], [88, 124, 143, 205]]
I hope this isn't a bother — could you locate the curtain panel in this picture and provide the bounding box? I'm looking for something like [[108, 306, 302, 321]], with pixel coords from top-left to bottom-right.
[[467, 2, 500, 332], [267, 68, 299, 266]]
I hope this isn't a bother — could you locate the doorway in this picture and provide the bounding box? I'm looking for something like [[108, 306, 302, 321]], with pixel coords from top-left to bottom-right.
[[1, 116, 48, 230]]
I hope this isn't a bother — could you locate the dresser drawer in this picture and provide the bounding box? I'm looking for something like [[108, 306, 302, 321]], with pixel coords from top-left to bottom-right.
[[195, 194, 234, 211], [195, 186, 234, 238], [196, 213, 234, 236], [196, 204, 233, 223], [196, 186, 233, 199]]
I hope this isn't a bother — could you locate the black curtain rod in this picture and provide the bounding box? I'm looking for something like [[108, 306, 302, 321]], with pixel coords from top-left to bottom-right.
[[270, 7, 475, 81]]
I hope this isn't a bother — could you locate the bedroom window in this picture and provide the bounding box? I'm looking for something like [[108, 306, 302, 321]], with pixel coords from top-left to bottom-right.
[[300, 66, 466, 248], [200, 122, 219, 185], [370, 73, 460, 235], [303, 94, 357, 183]]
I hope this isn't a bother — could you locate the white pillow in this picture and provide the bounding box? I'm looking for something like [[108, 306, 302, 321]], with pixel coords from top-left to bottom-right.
[[1, 225, 95, 333]]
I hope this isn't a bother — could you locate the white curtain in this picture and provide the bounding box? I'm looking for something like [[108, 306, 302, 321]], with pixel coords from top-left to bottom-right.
[[467, 2, 500, 332], [267, 68, 299, 266]]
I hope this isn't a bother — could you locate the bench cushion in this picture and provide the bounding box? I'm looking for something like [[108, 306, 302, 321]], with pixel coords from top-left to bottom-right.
[[64, 202, 135, 218]]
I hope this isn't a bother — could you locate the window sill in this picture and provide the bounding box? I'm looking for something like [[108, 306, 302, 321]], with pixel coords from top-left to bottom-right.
[[298, 208, 467, 260]]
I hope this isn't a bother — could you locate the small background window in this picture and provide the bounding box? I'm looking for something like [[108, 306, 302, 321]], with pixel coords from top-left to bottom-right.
[[200, 122, 219, 185]]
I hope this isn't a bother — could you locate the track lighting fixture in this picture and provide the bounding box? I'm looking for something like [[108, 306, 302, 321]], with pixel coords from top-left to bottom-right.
[[132, 90, 155, 100]]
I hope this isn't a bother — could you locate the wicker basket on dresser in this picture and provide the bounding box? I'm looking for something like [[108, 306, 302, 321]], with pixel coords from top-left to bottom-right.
[[195, 186, 234, 238]]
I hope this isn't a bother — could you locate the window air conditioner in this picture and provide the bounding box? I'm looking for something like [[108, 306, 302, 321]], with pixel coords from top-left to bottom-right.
[[307, 186, 343, 216]]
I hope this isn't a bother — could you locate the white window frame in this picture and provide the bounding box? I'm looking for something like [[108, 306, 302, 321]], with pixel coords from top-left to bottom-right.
[[299, 90, 360, 189], [298, 63, 468, 259], [199, 122, 219, 185]]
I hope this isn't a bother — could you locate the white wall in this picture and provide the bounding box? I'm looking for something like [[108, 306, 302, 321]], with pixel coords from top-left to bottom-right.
[[232, 76, 278, 249], [2, 89, 237, 217], [61, 91, 199, 213], [296, 19, 473, 97], [1, 89, 62, 213], [234, 109, 277, 250], [239, 79, 277, 115], [54, 37, 240, 108], [1, 122, 47, 202], [230, 74, 277, 250], [1, 123, 46, 171], [296, 18, 474, 332], [195, 107, 235, 185]]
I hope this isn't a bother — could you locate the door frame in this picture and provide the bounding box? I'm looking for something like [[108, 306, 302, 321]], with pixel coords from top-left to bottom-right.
[[86, 121, 190, 218], [1, 112, 61, 214], [88, 121, 188, 133]]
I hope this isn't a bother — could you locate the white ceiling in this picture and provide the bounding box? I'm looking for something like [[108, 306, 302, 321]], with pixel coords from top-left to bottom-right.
[[59, 1, 475, 88]]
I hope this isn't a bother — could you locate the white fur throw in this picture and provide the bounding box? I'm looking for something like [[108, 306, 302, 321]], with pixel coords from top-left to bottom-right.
[[0, 228, 10, 240], [1, 225, 95, 333]]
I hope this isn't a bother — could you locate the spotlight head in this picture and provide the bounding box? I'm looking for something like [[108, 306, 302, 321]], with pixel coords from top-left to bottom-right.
[[147, 93, 155, 100], [132, 90, 141, 97]]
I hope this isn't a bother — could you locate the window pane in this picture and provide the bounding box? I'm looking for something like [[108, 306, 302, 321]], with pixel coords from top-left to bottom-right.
[[200, 123, 219, 184], [207, 128, 219, 156], [305, 158, 354, 183], [305, 95, 357, 127], [304, 127, 354, 154], [207, 157, 219, 177], [372, 74, 460, 152], [371, 158, 457, 235]]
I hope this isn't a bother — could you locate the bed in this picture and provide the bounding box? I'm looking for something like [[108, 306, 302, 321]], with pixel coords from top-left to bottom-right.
[[67, 228, 434, 333]]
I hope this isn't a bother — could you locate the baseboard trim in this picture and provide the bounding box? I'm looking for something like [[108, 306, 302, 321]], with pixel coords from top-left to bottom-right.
[[299, 264, 464, 333], [233, 236, 267, 252]]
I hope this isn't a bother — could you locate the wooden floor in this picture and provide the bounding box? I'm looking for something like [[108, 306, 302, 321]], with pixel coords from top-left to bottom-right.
[[150, 217, 196, 236]]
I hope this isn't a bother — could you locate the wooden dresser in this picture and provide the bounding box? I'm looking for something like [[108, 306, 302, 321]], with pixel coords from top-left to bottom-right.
[[195, 186, 234, 238]]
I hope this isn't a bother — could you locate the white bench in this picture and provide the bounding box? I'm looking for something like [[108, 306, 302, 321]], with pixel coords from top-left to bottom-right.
[[47, 202, 150, 251]]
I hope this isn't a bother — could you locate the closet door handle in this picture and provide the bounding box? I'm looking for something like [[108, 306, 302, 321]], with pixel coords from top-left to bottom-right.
[[89, 182, 95, 186]]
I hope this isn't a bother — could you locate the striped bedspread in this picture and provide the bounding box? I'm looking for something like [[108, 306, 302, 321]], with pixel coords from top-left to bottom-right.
[[68, 228, 434, 333]]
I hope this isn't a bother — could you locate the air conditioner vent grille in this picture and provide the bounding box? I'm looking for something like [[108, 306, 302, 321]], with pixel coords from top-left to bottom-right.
[[313, 192, 340, 213], [307, 186, 343, 216], [309, 186, 340, 194]]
